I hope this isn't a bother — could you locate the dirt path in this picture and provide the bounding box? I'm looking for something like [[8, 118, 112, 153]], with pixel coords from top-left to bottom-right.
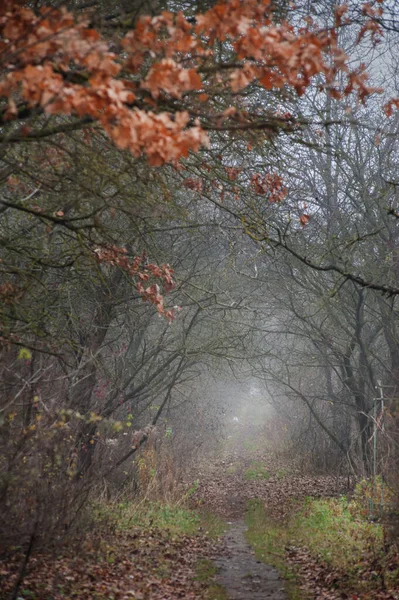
[[215, 520, 287, 600], [191, 445, 350, 600]]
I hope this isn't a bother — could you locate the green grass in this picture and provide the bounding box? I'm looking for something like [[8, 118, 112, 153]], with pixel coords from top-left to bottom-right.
[[93, 499, 226, 539], [289, 496, 399, 593], [245, 495, 398, 598], [93, 500, 199, 536], [290, 496, 385, 575], [197, 509, 227, 538], [244, 462, 270, 480]]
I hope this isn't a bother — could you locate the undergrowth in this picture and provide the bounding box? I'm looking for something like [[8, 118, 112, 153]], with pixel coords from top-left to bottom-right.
[[291, 496, 383, 571], [94, 500, 226, 538], [2, 499, 227, 600], [290, 494, 398, 593], [245, 489, 399, 598]]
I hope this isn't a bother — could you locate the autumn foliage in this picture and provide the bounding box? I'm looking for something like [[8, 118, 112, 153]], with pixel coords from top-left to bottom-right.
[[0, 0, 380, 167], [0, 0, 391, 326], [2, 6, 399, 597], [94, 246, 175, 320]]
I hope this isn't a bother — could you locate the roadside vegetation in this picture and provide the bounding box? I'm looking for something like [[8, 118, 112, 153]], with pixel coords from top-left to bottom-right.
[[97, 501, 226, 538], [1, 0, 399, 598], [1, 497, 226, 600], [246, 499, 304, 600], [195, 559, 229, 600], [245, 482, 399, 600]]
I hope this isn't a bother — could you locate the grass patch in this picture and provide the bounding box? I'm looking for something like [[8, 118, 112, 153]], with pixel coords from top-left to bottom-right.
[[245, 462, 270, 480], [226, 463, 238, 475], [291, 497, 384, 571], [93, 499, 227, 539], [197, 509, 227, 538], [289, 495, 399, 593], [195, 559, 229, 600], [94, 500, 200, 536], [245, 499, 306, 599], [195, 558, 218, 582], [245, 495, 399, 598]]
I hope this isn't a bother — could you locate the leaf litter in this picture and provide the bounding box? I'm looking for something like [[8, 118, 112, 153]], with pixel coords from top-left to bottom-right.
[[0, 529, 219, 600], [190, 447, 399, 600], [2, 445, 398, 600]]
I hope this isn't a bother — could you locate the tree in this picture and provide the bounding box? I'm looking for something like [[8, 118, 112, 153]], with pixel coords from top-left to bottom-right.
[[0, 0, 375, 157], [1, 0, 398, 552], [219, 20, 399, 474]]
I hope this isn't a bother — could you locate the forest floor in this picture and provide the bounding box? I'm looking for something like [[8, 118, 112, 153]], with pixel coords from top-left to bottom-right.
[[192, 444, 348, 600], [190, 432, 399, 600], [1, 433, 399, 600]]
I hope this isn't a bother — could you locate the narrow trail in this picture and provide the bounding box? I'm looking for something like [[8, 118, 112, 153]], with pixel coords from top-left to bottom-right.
[[215, 521, 287, 600], [192, 435, 350, 600]]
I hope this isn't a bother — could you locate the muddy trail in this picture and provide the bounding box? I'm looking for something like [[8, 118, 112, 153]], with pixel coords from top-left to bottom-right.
[[2, 441, 397, 600], [215, 521, 287, 600], [192, 443, 351, 600], [192, 435, 399, 600]]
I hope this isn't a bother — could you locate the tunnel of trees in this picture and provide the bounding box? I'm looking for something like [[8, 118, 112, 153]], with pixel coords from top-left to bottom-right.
[[0, 0, 398, 553]]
